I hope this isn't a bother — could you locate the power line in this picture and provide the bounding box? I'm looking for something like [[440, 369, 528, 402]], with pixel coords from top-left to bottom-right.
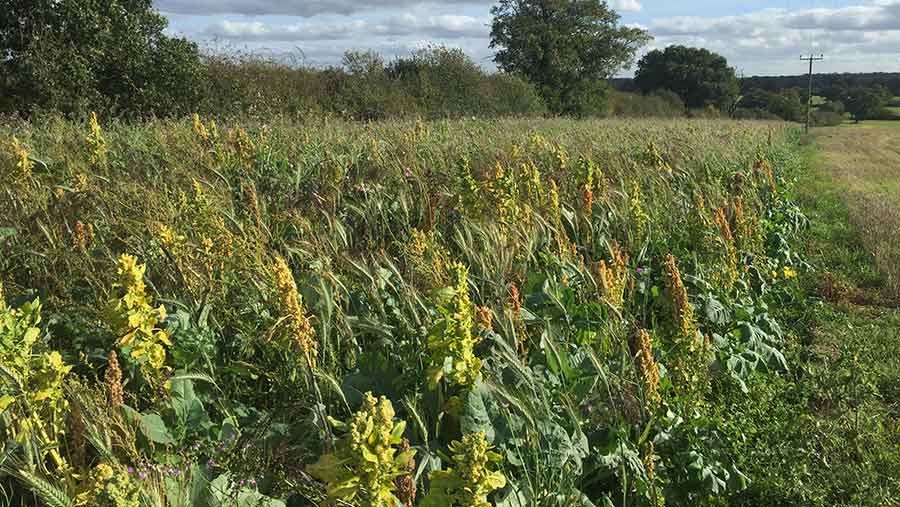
[[802, 54, 824, 134]]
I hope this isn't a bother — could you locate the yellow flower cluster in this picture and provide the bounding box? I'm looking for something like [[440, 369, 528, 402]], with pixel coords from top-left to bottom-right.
[[630, 182, 649, 242], [110, 254, 171, 372], [772, 266, 798, 280], [421, 432, 506, 507], [76, 463, 139, 507], [405, 228, 448, 288], [273, 255, 318, 369], [0, 296, 71, 470], [307, 393, 414, 507], [596, 240, 630, 310], [86, 112, 107, 168], [427, 262, 482, 390], [10, 136, 34, 180]]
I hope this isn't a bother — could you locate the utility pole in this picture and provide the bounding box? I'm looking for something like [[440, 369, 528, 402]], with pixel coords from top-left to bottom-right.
[[802, 54, 824, 134]]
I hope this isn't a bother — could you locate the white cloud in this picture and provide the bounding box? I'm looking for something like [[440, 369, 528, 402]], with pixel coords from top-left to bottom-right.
[[155, 0, 492, 17], [611, 0, 642, 13], [204, 14, 489, 42], [644, 0, 900, 75]]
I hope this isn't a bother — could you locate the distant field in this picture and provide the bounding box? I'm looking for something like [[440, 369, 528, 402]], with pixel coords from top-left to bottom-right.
[[815, 121, 900, 292]]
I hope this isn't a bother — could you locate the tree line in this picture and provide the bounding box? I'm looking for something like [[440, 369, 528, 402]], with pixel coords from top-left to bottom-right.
[[3, 0, 896, 122]]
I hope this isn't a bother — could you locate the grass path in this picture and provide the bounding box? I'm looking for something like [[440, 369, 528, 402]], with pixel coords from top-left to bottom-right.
[[720, 125, 900, 506], [782, 124, 900, 504]]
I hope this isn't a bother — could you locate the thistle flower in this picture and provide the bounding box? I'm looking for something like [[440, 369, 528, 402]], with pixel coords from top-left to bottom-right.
[[307, 393, 414, 507], [106, 351, 124, 407], [426, 262, 482, 390], [421, 432, 506, 507], [273, 255, 317, 369]]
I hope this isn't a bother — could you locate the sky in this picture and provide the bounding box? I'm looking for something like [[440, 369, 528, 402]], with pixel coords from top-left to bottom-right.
[[154, 0, 900, 76]]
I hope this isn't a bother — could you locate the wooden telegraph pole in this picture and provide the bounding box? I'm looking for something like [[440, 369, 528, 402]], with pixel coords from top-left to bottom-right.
[[802, 54, 824, 133]]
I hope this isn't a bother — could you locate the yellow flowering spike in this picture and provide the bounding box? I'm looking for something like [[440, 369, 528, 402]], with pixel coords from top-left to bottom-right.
[[421, 432, 506, 507], [86, 112, 107, 168], [426, 262, 482, 390], [11, 136, 34, 180], [108, 254, 169, 380], [273, 255, 318, 369], [307, 393, 413, 507], [629, 182, 649, 242]]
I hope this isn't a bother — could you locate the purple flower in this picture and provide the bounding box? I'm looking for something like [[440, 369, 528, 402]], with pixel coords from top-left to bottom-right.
[[127, 466, 134, 474], [138, 471, 147, 479], [404, 167, 413, 178], [635, 267, 646, 275]]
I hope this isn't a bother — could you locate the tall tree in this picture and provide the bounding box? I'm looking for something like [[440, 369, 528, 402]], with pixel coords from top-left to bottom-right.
[[0, 0, 203, 116], [634, 45, 739, 110], [846, 85, 891, 123], [490, 0, 650, 116]]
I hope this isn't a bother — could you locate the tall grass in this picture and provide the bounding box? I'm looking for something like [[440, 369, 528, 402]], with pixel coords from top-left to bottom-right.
[[0, 116, 807, 506]]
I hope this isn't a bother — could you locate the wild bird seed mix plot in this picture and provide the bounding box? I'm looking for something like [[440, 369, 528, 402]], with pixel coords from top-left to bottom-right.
[[0, 117, 811, 506]]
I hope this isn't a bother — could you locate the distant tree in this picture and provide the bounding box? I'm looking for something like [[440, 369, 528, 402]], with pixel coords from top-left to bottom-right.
[[818, 100, 845, 115], [490, 0, 651, 116], [634, 45, 739, 110], [0, 0, 203, 116], [846, 85, 891, 123], [738, 88, 803, 122], [888, 76, 900, 96]]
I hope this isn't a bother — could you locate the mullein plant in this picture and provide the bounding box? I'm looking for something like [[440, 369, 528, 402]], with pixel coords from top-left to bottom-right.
[[108, 254, 171, 384], [86, 112, 107, 169], [307, 392, 415, 507], [629, 182, 650, 245], [421, 432, 506, 507], [426, 262, 483, 391], [0, 289, 73, 475]]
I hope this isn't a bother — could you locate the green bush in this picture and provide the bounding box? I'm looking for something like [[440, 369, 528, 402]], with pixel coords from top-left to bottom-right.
[[811, 110, 845, 126]]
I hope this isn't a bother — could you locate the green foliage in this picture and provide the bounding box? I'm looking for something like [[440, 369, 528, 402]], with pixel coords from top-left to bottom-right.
[[846, 85, 892, 122], [736, 88, 803, 122], [0, 117, 822, 506], [0, 0, 203, 117], [489, 0, 650, 115], [198, 47, 547, 120], [635, 45, 740, 110]]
